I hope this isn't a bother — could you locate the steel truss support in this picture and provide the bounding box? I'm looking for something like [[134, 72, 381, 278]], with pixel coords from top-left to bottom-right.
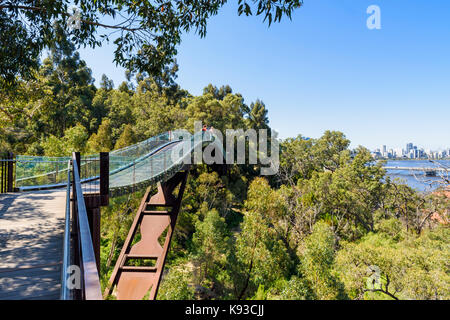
[[105, 170, 189, 300]]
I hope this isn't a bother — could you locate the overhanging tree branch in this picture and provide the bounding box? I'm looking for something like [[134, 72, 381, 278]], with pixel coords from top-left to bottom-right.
[[0, 4, 144, 32]]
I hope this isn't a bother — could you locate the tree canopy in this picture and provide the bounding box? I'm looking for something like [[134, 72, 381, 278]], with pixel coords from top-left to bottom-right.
[[0, 0, 303, 88]]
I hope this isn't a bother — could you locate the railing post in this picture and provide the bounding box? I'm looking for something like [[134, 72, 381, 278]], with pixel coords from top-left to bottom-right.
[[100, 152, 109, 204], [55, 162, 58, 184], [74, 152, 81, 178], [7, 152, 14, 192], [1, 155, 5, 193]]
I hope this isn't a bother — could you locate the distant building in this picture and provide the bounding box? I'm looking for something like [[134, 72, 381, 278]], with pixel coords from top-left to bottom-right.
[[406, 143, 413, 154], [373, 143, 449, 159], [395, 148, 404, 158]]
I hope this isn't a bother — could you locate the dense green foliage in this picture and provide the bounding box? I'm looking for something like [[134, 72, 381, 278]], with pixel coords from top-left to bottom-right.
[[1, 38, 448, 300]]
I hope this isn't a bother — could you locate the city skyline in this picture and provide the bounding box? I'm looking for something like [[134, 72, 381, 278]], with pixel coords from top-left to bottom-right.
[[372, 141, 450, 159], [374, 142, 450, 152]]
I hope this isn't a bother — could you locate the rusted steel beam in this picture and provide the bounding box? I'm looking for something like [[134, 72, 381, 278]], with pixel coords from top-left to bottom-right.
[[105, 170, 190, 300], [104, 186, 151, 298]]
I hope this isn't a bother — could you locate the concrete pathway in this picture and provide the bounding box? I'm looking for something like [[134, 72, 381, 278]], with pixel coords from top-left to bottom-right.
[[0, 190, 66, 300]]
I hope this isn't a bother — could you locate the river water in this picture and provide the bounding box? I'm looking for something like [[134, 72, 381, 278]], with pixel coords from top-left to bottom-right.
[[383, 160, 450, 192]]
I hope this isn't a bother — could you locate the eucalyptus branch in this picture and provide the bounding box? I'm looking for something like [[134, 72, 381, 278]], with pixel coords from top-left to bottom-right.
[[0, 4, 144, 32]]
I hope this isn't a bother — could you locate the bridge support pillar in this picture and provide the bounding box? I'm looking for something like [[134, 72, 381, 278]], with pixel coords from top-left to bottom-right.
[[86, 207, 101, 272], [81, 152, 109, 272], [105, 169, 190, 300]]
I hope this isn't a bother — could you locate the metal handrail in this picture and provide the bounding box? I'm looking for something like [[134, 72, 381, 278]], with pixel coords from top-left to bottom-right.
[[61, 160, 72, 300], [18, 140, 181, 192], [72, 154, 102, 300], [16, 158, 96, 182], [16, 131, 173, 185]]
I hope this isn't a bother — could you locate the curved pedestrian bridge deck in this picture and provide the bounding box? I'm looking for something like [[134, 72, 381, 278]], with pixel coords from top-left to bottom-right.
[[0, 190, 65, 300], [0, 131, 216, 300]]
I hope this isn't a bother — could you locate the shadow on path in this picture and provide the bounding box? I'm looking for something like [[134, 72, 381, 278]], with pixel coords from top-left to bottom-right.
[[0, 190, 66, 299]]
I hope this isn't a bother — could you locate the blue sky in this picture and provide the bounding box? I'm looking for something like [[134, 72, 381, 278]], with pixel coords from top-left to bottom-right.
[[78, 0, 450, 150]]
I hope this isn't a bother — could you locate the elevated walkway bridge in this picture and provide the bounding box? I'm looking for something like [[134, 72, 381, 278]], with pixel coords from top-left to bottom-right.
[[0, 131, 219, 300]]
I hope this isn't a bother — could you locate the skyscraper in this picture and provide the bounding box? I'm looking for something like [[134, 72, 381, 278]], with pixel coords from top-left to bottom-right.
[[406, 143, 413, 154]]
